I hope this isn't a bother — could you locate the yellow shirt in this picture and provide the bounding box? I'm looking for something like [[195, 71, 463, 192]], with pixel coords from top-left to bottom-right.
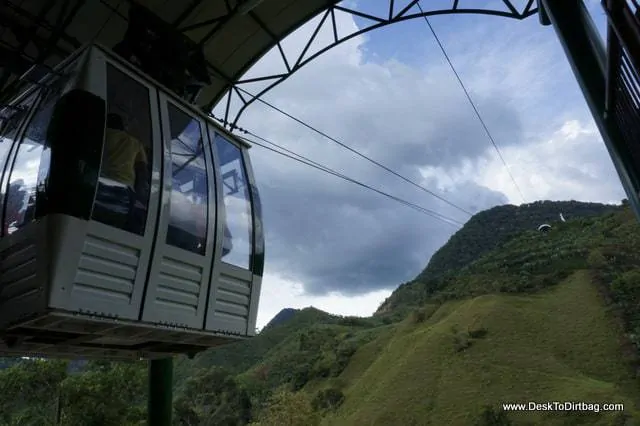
[[102, 128, 148, 187]]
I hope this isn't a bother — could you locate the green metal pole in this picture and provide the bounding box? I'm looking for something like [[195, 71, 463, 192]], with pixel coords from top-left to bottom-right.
[[148, 358, 173, 426], [540, 0, 640, 219]]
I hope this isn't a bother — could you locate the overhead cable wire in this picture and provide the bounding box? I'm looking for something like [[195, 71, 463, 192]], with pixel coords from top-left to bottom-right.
[[210, 113, 464, 227], [239, 133, 464, 228], [416, 1, 528, 204], [244, 131, 461, 225], [230, 85, 474, 217]]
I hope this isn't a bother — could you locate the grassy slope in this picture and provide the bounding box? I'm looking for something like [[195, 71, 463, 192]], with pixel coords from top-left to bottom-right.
[[174, 308, 337, 383], [416, 201, 619, 282], [323, 271, 640, 426], [379, 202, 620, 314], [175, 207, 640, 425]]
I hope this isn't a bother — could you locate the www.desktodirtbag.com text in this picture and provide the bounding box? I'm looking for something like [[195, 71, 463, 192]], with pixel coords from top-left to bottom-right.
[[502, 402, 624, 413]]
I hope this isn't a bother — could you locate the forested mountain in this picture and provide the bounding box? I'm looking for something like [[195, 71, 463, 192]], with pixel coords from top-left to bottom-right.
[[418, 200, 618, 281], [264, 308, 299, 329], [376, 200, 621, 315], [1, 200, 639, 425]]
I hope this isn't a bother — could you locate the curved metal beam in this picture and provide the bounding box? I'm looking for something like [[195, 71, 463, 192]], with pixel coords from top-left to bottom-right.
[[197, 1, 341, 116], [217, 0, 539, 130]]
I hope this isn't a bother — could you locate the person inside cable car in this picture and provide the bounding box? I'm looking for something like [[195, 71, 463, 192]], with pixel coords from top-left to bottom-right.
[[93, 113, 149, 233]]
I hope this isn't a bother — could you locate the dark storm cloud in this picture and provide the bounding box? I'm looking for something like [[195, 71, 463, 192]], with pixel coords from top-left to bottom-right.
[[270, 63, 526, 174], [367, 95, 524, 171], [233, 44, 526, 296], [232, 9, 562, 297], [255, 161, 508, 294]]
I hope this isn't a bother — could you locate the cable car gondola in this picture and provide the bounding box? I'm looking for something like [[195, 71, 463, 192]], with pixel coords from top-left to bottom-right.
[[0, 40, 264, 360], [538, 224, 551, 233]]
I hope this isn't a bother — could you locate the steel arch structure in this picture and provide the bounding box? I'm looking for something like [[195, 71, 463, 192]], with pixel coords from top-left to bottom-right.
[[1, 0, 538, 126], [214, 0, 540, 129]]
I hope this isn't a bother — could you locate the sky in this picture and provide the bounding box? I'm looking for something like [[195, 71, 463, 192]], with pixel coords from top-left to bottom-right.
[[211, 0, 627, 330]]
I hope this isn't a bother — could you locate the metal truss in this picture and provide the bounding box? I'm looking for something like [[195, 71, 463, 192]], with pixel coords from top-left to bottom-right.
[[1, 0, 539, 129], [210, 0, 539, 130], [0, 0, 85, 96]]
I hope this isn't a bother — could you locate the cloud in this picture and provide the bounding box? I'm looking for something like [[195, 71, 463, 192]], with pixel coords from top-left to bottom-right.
[[255, 273, 393, 329], [238, 34, 518, 295], [208, 3, 627, 319], [481, 120, 625, 204]]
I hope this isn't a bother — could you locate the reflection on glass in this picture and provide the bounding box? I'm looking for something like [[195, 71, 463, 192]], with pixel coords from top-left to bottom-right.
[[0, 92, 38, 236], [92, 64, 152, 235], [166, 104, 208, 255], [4, 86, 60, 235], [214, 134, 253, 269]]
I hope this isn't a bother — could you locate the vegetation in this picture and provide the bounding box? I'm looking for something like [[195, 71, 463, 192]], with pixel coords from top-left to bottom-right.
[[377, 200, 619, 313], [262, 308, 299, 330], [0, 359, 146, 425], [173, 366, 251, 425], [322, 271, 639, 425], [2, 200, 640, 425]]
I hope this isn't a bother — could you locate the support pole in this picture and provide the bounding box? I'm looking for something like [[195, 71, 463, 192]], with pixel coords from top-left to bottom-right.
[[148, 358, 173, 426], [541, 0, 640, 218], [536, 0, 551, 26]]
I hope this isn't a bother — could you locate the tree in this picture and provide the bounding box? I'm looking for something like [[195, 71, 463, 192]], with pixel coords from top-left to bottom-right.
[[587, 249, 607, 269], [474, 405, 512, 426], [60, 361, 146, 426], [0, 358, 68, 425], [611, 270, 640, 307], [311, 387, 345, 411], [250, 390, 319, 426], [173, 366, 252, 426]]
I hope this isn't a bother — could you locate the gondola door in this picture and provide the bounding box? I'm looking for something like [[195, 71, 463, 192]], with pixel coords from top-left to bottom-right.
[[140, 93, 216, 329], [50, 59, 163, 320], [204, 131, 257, 335]]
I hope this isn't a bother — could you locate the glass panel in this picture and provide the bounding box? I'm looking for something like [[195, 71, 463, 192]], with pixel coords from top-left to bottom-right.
[[92, 64, 152, 235], [214, 134, 253, 269], [166, 104, 208, 255], [0, 92, 39, 236], [3, 83, 63, 235]]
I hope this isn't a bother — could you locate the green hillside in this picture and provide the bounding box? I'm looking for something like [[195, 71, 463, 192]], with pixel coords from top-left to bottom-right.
[[169, 202, 640, 425], [0, 201, 639, 425], [175, 307, 339, 380], [325, 272, 639, 425], [419, 200, 619, 281], [376, 200, 621, 315]]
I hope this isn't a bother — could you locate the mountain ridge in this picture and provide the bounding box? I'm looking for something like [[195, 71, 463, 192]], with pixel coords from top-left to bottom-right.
[[263, 308, 299, 330], [1, 200, 639, 425], [375, 199, 622, 315]]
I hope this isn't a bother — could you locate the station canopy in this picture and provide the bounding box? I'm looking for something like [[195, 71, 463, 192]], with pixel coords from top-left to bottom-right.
[[0, 0, 340, 109]]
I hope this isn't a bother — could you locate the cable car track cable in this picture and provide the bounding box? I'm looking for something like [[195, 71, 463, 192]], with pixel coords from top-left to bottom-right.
[[225, 127, 465, 227], [210, 113, 465, 225], [416, 2, 527, 204], [230, 85, 474, 217], [241, 134, 464, 227]]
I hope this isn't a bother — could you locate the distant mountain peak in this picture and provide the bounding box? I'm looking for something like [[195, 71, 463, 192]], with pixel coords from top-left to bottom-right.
[[264, 308, 299, 329], [376, 200, 621, 315]]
